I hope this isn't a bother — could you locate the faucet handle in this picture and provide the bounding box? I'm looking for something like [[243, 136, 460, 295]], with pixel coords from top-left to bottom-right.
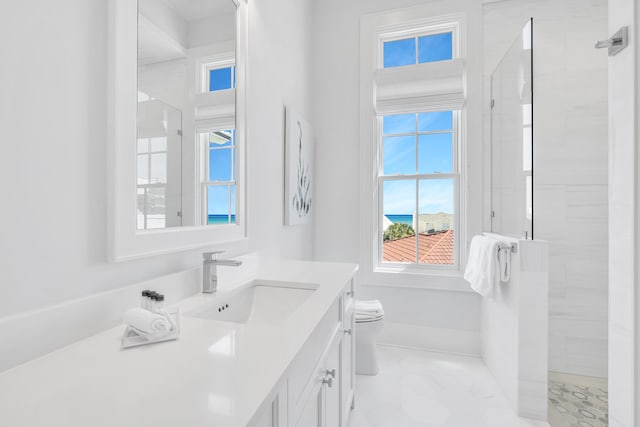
[[203, 250, 225, 261]]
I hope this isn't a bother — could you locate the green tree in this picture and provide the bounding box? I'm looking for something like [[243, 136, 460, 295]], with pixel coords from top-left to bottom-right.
[[383, 223, 415, 241]]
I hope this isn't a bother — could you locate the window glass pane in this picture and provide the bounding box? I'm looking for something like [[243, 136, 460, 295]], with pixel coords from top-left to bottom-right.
[[136, 188, 145, 230], [383, 136, 415, 175], [137, 155, 148, 185], [418, 133, 453, 174], [149, 153, 167, 184], [209, 67, 232, 91], [383, 114, 415, 135], [137, 138, 149, 154], [209, 148, 232, 182], [418, 111, 453, 132], [382, 180, 417, 263], [230, 184, 237, 224], [146, 187, 166, 229], [207, 185, 230, 224], [383, 38, 416, 68], [209, 130, 233, 148], [418, 32, 452, 63], [418, 179, 454, 265], [150, 137, 167, 152]]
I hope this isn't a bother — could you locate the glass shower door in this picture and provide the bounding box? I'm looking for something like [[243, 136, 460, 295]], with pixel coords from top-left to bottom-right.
[[490, 19, 533, 239]]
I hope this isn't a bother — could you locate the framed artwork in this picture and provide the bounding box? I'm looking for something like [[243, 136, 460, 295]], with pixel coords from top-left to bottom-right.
[[284, 107, 314, 225]]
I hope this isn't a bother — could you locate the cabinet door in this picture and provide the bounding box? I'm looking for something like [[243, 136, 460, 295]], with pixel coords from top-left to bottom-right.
[[250, 382, 287, 427], [324, 330, 342, 427], [341, 313, 355, 426], [295, 380, 324, 427]]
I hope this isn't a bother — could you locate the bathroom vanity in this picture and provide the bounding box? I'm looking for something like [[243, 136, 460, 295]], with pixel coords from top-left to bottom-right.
[[0, 259, 357, 427]]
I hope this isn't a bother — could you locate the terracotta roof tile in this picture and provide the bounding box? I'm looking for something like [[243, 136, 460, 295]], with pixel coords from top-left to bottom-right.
[[382, 230, 454, 265]]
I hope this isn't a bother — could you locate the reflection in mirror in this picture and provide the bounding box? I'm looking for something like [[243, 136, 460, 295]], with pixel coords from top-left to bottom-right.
[[137, 0, 237, 230], [490, 19, 533, 239]]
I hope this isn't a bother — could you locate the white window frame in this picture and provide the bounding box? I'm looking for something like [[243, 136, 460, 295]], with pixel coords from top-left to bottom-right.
[[376, 110, 461, 271], [196, 53, 235, 94], [360, 8, 473, 291], [379, 22, 460, 67], [198, 128, 238, 226]]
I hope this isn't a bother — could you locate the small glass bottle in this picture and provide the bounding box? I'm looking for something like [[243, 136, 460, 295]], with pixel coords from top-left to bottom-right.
[[155, 294, 165, 312], [148, 292, 158, 312], [141, 290, 151, 310]]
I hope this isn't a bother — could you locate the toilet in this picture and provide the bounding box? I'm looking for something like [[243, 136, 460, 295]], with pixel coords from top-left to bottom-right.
[[354, 300, 384, 375]]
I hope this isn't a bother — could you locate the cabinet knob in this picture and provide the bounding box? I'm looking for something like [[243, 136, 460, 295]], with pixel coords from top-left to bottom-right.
[[322, 376, 333, 388], [344, 328, 352, 335], [325, 368, 336, 378], [346, 290, 354, 297]]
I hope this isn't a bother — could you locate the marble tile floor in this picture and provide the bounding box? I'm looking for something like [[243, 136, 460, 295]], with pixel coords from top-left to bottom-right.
[[548, 371, 608, 427], [348, 345, 549, 427]]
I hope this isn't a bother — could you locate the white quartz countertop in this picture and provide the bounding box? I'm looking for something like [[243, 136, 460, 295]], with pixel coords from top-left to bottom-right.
[[0, 259, 358, 427]]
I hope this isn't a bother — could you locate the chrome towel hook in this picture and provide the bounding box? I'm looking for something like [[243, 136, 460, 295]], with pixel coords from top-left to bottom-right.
[[595, 26, 628, 56]]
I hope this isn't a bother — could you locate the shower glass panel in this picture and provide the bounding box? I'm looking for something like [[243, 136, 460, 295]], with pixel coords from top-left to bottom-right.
[[491, 19, 533, 239], [136, 99, 183, 230]]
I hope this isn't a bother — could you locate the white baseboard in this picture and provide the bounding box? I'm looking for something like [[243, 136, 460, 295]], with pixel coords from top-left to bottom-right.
[[377, 321, 481, 357]]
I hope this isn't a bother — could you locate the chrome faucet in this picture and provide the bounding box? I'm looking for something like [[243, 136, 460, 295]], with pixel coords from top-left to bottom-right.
[[202, 251, 243, 293]]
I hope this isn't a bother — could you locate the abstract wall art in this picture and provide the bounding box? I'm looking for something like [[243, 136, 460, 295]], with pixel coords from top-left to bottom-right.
[[284, 107, 314, 225]]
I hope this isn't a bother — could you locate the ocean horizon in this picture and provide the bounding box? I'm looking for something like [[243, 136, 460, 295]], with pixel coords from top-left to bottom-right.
[[385, 214, 413, 226], [208, 214, 236, 225]]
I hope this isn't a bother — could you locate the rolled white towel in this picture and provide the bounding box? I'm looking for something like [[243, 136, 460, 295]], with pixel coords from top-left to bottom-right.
[[355, 299, 384, 316], [123, 308, 172, 336]]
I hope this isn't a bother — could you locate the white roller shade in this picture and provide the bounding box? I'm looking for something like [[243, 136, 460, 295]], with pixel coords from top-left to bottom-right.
[[374, 58, 465, 115], [194, 88, 235, 122]]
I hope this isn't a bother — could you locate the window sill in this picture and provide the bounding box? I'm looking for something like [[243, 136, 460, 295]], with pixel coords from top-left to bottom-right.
[[361, 266, 473, 292]]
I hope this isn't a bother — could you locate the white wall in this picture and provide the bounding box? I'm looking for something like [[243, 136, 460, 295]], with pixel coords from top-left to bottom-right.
[[0, 0, 314, 319], [311, 0, 483, 355], [484, 0, 609, 378], [608, 0, 638, 424]]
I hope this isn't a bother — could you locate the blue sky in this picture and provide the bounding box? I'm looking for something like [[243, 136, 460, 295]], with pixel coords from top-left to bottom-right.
[[382, 112, 454, 215], [207, 130, 235, 218], [383, 32, 452, 68], [381, 33, 454, 216]]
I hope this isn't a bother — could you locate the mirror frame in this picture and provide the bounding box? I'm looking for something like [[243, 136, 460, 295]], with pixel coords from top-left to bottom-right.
[[107, 0, 248, 262]]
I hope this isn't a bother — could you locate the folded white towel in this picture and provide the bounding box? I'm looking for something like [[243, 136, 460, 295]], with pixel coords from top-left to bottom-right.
[[464, 235, 500, 297], [355, 300, 384, 316], [123, 308, 172, 336]]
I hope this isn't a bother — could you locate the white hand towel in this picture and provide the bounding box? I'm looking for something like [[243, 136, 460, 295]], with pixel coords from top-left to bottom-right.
[[464, 235, 500, 297], [124, 308, 172, 336]]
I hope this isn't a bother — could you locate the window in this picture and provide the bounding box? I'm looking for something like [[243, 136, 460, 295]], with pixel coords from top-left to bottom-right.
[[204, 63, 236, 92], [201, 129, 236, 225], [380, 111, 459, 267], [362, 14, 466, 279], [383, 31, 453, 68]]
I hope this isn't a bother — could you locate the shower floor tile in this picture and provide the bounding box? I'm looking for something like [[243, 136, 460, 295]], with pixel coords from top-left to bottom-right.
[[548, 371, 608, 427]]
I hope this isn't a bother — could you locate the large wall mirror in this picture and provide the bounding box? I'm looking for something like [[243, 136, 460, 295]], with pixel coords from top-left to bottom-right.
[[108, 0, 247, 261]]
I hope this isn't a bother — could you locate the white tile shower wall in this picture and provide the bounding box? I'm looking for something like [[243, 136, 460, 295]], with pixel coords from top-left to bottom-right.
[[0, 0, 315, 363], [483, 0, 609, 378], [481, 234, 549, 420]]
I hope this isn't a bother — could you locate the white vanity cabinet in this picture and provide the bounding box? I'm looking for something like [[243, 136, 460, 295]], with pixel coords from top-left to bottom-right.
[[250, 279, 355, 427]]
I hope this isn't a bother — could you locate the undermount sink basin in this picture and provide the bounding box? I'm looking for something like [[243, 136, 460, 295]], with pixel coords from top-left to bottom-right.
[[186, 280, 318, 324]]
